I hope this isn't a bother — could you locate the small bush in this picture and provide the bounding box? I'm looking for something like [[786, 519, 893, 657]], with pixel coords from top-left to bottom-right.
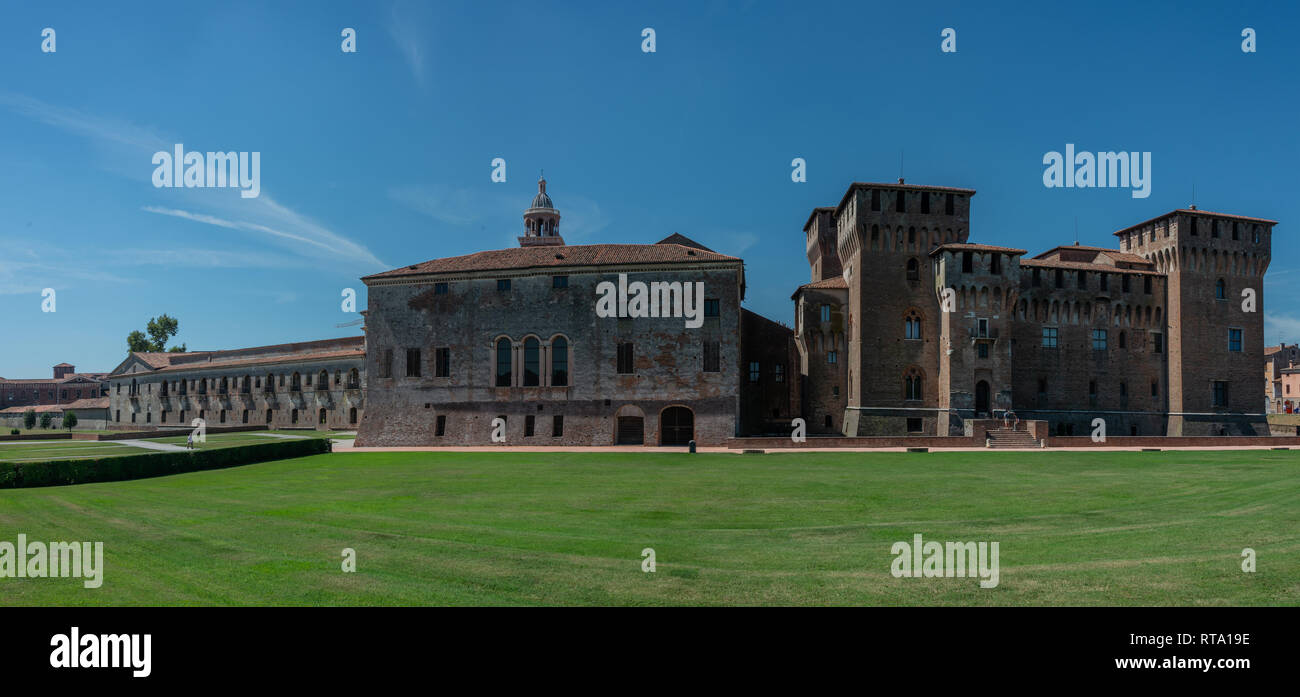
[[8, 429, 18, 436]]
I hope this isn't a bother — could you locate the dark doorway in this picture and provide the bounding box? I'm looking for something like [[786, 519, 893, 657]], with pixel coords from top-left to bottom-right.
[[659, 406, 695, 446], [975, 381, 990, 417], [616, 416, 644, 445]]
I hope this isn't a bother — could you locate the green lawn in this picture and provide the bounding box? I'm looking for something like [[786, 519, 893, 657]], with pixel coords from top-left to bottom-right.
[[1, 449, 1296, 606], [0, 440, 157, 462]]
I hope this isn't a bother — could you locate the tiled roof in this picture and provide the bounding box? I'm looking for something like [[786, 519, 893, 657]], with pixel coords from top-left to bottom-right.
[[930, 243, 1028, 256], [655, 233, 715, 252], [0, 397, 108, 414], [791, 275, 847, 299], [150, 348, 364, 374], [1113, 209, 1278, 236], [365, 243, 741, 280], [1032, 245, 1153, 267], [118, 337, 365, 377], [1019, 258, 1162, 275]]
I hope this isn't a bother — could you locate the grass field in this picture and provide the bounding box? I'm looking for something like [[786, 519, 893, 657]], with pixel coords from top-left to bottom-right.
[[0, 431, 331, 462], [1, 449, 1296, 606]]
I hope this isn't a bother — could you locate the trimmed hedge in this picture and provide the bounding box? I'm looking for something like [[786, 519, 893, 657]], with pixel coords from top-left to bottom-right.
[[0, 438, 331, 489]]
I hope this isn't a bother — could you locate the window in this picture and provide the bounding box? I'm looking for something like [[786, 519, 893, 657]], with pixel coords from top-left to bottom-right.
[[1122, 275, 1131, 293], [1232, 222, 1239, 240], [1100, 273, 1109, 291], [496, 338, 512, 386], [749, 361, 761, 383], [1032, 268, 1041, 287], [525, 415, 535, 437], [552, 415, 564, 437], [1078, 271, 1087, 289], [773, 364, 785, 382], [1088, 380, 1096, 396], [1151, 380, 1159, 397], [976, 318, 989, 338], [703, 342, 720, 373], [827, 351, 838, 364], [551, 337, 569, 386], [906, 257, 919, 280], [945, 193, 954, 215], [1144, 276, 1152, 294], [977, 342, 989, 358], [1187, 219, 1197, 236], [871, 189, 880, 211], [1055, 269, 1064, 289], [1215, 278, 1226, 300], [1210, 220, 1219, 238], [1039, 378, 1048, 395], [523, 337, 540, 386], [704, 299, 720, 317], [380, 349, 393, 378], [1119, 332, 1126, 349], [1092, 329, 1108, 351], [350, 407, 358, 424], [820, 304, 831, 322], [1152, 333, 1163, 353], [825, 415, 833, 428], [1228, 328, 1242, 352], [435, 348, 450, 377], [907, 417, 922, 433], [904, 369, 923, 400], [552, 275, 568, 289], [921, 192, 930, 214], [1213, 381, 1229, 408], [406, 349, 421, 377], [434, 282, 448, 295], [617, 343, 634, 374], [1119, 381, 1128, 397], [497, 279, 511, 291], [962, 252, 972, 273], [435, 414, 446, 436], [895, 190, 905, 213], [990, 253, 1001, 275], [904, 312, 922, 340]]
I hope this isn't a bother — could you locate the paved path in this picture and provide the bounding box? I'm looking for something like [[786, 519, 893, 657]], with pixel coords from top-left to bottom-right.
[[114, 439, 189, 452], [251, 433, 311, 440]]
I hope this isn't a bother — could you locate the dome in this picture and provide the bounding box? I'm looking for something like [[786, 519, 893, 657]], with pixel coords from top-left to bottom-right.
[[529, 176, 554, 210]]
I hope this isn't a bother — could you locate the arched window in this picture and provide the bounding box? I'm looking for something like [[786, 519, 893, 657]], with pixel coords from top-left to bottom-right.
[[523, 337, 540, 386], [347, 368, 359, 389], [291, 372, 301, 391], [906, 257, 919, 281], [1119, 331, 1127, 349], [551, 337, 569, 386], [318, 370, 328, 389], [265, 373, 275, 393], [495, 338, 512, 387], [904, 310, 922, 340], [1215, 278, 1226, 300], [904, 367, 924, 401]]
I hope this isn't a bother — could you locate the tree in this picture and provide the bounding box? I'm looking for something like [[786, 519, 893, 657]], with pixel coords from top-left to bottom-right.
[[23, 409, 36, 430], [39, 412, 53, 429], [62, 410, 78, 432], [127, 314, 186, 353]]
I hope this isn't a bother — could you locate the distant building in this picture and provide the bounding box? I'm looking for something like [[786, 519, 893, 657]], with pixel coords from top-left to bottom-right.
[[0, 364, 109, 409], [1264, 344, 1300, 412]]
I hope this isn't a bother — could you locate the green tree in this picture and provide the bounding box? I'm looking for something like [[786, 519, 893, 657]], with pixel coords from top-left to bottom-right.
[[23, 409, 36, 430], [62, 410, 78, 432], [127, 314, 186, 353], [39, 412, 53, 429]]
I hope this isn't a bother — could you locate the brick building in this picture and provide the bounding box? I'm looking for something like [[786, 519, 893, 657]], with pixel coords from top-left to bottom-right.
[[794, 180, 1276, 437], [1264, 344, 1299, 412], [105, 337, 366, 430], [356, 176, 786, 446], [0, 364, 109, 409]]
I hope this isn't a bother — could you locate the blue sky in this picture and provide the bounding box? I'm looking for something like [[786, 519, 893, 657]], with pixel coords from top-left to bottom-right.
[[1, 0, 1297, 377]]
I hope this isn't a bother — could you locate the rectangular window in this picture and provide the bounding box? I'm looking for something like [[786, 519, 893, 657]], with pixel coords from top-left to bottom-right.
[[946, 194, 955, 215], [749, 361, 761, 383], [977, 343, 989, 358], [1213, 381, 1229, 407], [552, 275, 568, 289], [1055, 269, 1064, 289], [1100, 273, 1109, 291], [552, 415, 564, 438], [435, 415, 446, 436], [827, 351, 838, 364], [976, 318, 989, 338], [1078, 271, 1087, 289], [1120, 381, 1128, 397], [1031, 268, 1041, 287], [1187, 219, 1197, 236], [1144, 276, 1152, 294], [497, 279, 511, 292], [435, 347, 450, 377], [1122, 275, 1131, 292], [1228, 328, 1243, 352], [962, 252, 972, 273], [380, 348, 393, 378], [703, 342, 720, 373], [921, 192, 930, 214], [907, 417, 923, 433], [434, 282, 449, 295], [525, 415, 535, 437], [773, 364, 785, 382], [617, 343, 634, 374], [990, 253, 1001, 275], [1151, 381, 1159, 397], [1092, 329, 1108, 351], [1152, 333, 1163, 353], [820, 304, 831, 322], [871, 189, 881, 211], [895, 191, 905, 213], [704, 298, 720, 317], [406, 348, 421, 377]]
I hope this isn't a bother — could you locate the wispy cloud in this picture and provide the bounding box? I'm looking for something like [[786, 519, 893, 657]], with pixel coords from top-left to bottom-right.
[[0, 255, 133, 296], [387, 1, 431, 87], [390, 182, 612, 248], [0, 92, 387, 273], [1266, 313, 1300, 344]]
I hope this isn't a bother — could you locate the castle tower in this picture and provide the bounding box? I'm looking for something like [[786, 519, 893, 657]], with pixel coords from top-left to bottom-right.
[[832, 180, 975, 435], [519, 174, 564, 247], [1116, 208, 1275, 435], [804, 207, 841, 282]]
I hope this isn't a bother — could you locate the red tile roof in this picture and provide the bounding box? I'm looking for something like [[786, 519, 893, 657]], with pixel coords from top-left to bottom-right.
[[364, 243, 741, 281], [1112, 209, 1278, 236], [930, 243, 1028, 256], [1019, 258, 1162, 275], [0, 397, 108, 414], [119, 337, 365, 376]]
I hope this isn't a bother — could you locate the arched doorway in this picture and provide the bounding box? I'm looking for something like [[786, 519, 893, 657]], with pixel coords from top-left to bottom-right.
[[615, 405, 645, 445], [975, 381, 990, 417], [659, 406, 695, 446]]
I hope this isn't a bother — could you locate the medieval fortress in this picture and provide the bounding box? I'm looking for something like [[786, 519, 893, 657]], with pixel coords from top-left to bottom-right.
[[99, 176, 1275, 445]]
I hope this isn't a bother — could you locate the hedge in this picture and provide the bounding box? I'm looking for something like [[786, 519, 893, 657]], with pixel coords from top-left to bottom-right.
[[0, 438, 331, 489]]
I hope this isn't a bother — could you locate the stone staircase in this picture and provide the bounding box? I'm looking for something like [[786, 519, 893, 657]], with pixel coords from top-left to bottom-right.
[[986, 428, 1041, 449]]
